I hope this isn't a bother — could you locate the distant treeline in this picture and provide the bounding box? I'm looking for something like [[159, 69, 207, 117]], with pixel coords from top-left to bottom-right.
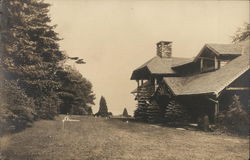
[[0, 0, 95, 134]]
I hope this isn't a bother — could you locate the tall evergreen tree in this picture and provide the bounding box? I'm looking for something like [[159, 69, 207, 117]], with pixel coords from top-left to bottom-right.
[[1, 0, 65, 119], [96, 96, 108, 117], [57, 65, 95, 115], [1, 0, 95, 124]]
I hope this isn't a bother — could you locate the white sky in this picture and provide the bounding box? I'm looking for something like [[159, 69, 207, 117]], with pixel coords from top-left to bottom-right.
[[46, 0, 249, 115]]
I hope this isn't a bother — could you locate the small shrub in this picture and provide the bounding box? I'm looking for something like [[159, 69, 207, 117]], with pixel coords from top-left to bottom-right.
[[0, 104, 36, 135], [164, 100, 190, 124], [134, 102, 148, 122], [122, 108, 129, 117], [0, 80, 36, 135], [217, 95, 249, 135]]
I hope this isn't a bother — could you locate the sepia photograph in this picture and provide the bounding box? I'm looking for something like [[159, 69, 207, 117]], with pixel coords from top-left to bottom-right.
[[0, 0, 249, 159]]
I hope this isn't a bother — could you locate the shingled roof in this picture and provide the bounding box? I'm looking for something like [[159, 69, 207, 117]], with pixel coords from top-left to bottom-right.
[[164, 43, 249, 96], [173, 43, 245, 68], [206, 43, 243, 55], [131, 56, 191, 79]]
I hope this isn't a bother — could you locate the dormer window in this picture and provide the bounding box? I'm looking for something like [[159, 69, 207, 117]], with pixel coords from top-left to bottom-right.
[[200, 56, 219, 73]]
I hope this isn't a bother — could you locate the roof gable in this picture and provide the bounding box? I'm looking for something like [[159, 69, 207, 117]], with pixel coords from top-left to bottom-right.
[[206, 43, 242, 55], [164, 45, 249, 95], [172, 43, 244, 68], [131, 56, 191, 79], [193, 43, 243, 62]]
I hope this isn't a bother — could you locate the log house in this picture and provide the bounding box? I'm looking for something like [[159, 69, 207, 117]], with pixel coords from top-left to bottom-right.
[[131, 40, 249, 123]]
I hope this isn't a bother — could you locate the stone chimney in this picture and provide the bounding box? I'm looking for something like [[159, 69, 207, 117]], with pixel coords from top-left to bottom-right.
[[156, 41, 172, 58]]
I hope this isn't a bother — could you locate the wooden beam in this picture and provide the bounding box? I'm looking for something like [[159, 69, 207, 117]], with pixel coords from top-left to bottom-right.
[[214, 56, 218, 69], [200, 58, 203, 72], [206, 95, 219, 123], [154, 78, 157, 92], [136, 80, 139, 87], [226, 87, 250, 91], [198, 56, 217, 61], [207, 98, 218, 103], [214, 103, 219, 122]]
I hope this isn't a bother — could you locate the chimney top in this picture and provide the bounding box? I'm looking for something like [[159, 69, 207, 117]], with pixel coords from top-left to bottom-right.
[[156, 41, 173, 58], [157, 41, 172, 45]]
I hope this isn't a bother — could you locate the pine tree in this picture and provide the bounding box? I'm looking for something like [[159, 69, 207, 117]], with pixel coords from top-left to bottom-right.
[[218, 95, 249, 135], [134, 100, 148, 122], [122, 108, 129, 117], [96, 96, 108, 117], [0, 80, 36, 134], [164, 100, 188, 123], [146, 101, 163, 123], [134, 86, 153, 122], [1, 0, 65, 119], [225, 95, 248, 126], [57, 65, 95, 115], [1, 0, 95, 120]]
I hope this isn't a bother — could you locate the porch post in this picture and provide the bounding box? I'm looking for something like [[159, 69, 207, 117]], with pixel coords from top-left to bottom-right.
[[200, 58, 203, 72], [207, 95, 219, 123], [214, 56, 218, 70], [214, 103, 219, 118], [136, 80, 139, 87], [214, 95, 219, 123], [154, 78, 158, 92]]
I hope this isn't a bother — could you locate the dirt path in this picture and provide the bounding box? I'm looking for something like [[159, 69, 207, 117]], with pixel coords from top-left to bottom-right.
[[0, 115, 249, 160]]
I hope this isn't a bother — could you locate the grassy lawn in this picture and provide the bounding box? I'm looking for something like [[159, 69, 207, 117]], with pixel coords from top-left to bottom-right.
[[0, 115, 248, 160]]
